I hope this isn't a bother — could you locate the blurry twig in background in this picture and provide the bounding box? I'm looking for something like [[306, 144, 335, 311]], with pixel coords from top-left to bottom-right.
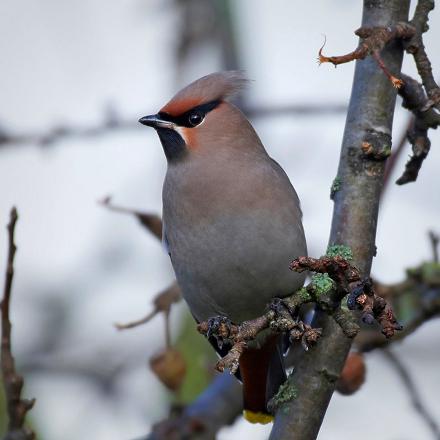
[[99, 196, 163, 240], [0, 103, 347, 150], [1, 208, 35, 440], [383, 349, 440, 440], [429, 231, 439, 263], [115, 282, 181, 338]]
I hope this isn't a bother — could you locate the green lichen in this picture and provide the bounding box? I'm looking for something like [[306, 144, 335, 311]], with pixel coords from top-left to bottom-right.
[[326, 244, 353, 261], [421, 262, 440, 284], [408, 262, 440, 284], [310, 273, 335, 296], [381, 145, 392, 158], [270, 379, 298, 410], [297, 287, 312, 302], [330, 176, 342, 200]]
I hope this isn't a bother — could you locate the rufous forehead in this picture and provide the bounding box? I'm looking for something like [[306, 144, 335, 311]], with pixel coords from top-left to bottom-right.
[[160, 97, 203, 117]]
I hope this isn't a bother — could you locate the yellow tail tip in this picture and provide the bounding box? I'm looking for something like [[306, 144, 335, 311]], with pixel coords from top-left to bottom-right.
[[243, 410, 274, 425]]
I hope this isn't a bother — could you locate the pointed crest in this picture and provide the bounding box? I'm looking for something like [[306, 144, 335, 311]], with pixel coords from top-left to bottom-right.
[[160, 71, 249, 116]]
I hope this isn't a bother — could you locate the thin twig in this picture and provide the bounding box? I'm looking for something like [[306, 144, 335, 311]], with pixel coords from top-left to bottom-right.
[[428, 231, 439, 263], [99, 196, 163, 240], [0, 103, 346, 149], [115, 282, 181, 331], [383, 349, 440, 440], [318, 22, 414, 87], [1, 208, 36, 440]]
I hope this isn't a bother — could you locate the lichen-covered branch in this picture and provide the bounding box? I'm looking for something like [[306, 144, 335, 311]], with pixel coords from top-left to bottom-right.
[[197, 250, 400, 378], [1, 208, 36, 440], [269, 2, 411, 439]]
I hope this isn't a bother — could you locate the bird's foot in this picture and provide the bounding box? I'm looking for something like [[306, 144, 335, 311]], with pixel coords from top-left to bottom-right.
[[203, 315, 236, 349]]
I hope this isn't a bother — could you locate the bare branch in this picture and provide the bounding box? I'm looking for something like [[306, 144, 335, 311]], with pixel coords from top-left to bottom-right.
[[270, 2, 411, 438], [429, 230, 439, 262], [405, 0, 440, 110], [318, 22, 414, 87], [395, 74, 440, 184], [1, 208, 36, 440], [383, 349, 440, 440], [115, 282, 181, 331], [99, 196, 163, 240], [0, 104, 346, 150]]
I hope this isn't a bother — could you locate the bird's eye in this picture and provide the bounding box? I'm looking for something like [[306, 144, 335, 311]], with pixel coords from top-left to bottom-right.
[[188, 111, 204, 127]]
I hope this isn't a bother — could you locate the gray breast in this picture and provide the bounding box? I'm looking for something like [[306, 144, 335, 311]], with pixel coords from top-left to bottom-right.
[[162, 154, 307, 323]]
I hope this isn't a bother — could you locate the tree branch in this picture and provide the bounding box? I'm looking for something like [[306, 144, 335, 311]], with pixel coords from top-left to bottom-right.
[[1, 208, 35, 440], [395, 73, 440, 184], [318, 22, 414, 88], [270, 2, 410, 438], [405, 0, 440, 110]]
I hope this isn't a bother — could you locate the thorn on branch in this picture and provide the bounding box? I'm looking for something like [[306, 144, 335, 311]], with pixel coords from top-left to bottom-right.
[[1, 208, 36, 440], [99, 195, 163, 240], [318, 23, 414, 88]]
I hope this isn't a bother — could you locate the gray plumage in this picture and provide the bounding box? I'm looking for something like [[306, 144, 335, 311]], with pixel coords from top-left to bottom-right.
[[156, 74, 307, 324], [140, 72, 307, 418]]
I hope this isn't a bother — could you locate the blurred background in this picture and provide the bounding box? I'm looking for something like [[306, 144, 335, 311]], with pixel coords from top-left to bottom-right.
[[0, 1, 439, 439]]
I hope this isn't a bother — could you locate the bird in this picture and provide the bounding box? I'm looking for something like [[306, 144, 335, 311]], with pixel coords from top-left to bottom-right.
[[139, 71, 307, 424]]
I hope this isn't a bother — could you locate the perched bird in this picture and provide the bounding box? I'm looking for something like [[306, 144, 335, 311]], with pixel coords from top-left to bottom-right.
[[139, 72, 307, 424]]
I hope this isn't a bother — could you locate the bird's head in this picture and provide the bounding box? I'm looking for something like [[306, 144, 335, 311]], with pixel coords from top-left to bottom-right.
[[139, 71, 262, 162]]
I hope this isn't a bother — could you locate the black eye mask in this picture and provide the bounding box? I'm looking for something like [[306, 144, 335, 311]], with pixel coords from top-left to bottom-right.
[[158, 100, 221, 128]]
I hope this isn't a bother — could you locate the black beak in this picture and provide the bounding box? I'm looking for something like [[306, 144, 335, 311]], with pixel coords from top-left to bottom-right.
[[138, 114, 175, 129]]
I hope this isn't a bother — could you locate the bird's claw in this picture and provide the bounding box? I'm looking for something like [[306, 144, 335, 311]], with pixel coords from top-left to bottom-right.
[[206, 315, 234, 346]]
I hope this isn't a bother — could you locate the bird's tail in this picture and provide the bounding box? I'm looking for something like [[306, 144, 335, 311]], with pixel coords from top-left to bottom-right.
[[239, 334, 286, 424]]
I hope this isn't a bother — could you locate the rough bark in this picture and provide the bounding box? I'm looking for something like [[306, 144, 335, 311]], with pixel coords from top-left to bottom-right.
[[269, 1, 410, 439]]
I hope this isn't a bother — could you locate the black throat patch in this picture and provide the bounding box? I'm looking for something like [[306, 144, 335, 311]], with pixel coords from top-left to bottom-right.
[[156, 128, 186, 162]]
